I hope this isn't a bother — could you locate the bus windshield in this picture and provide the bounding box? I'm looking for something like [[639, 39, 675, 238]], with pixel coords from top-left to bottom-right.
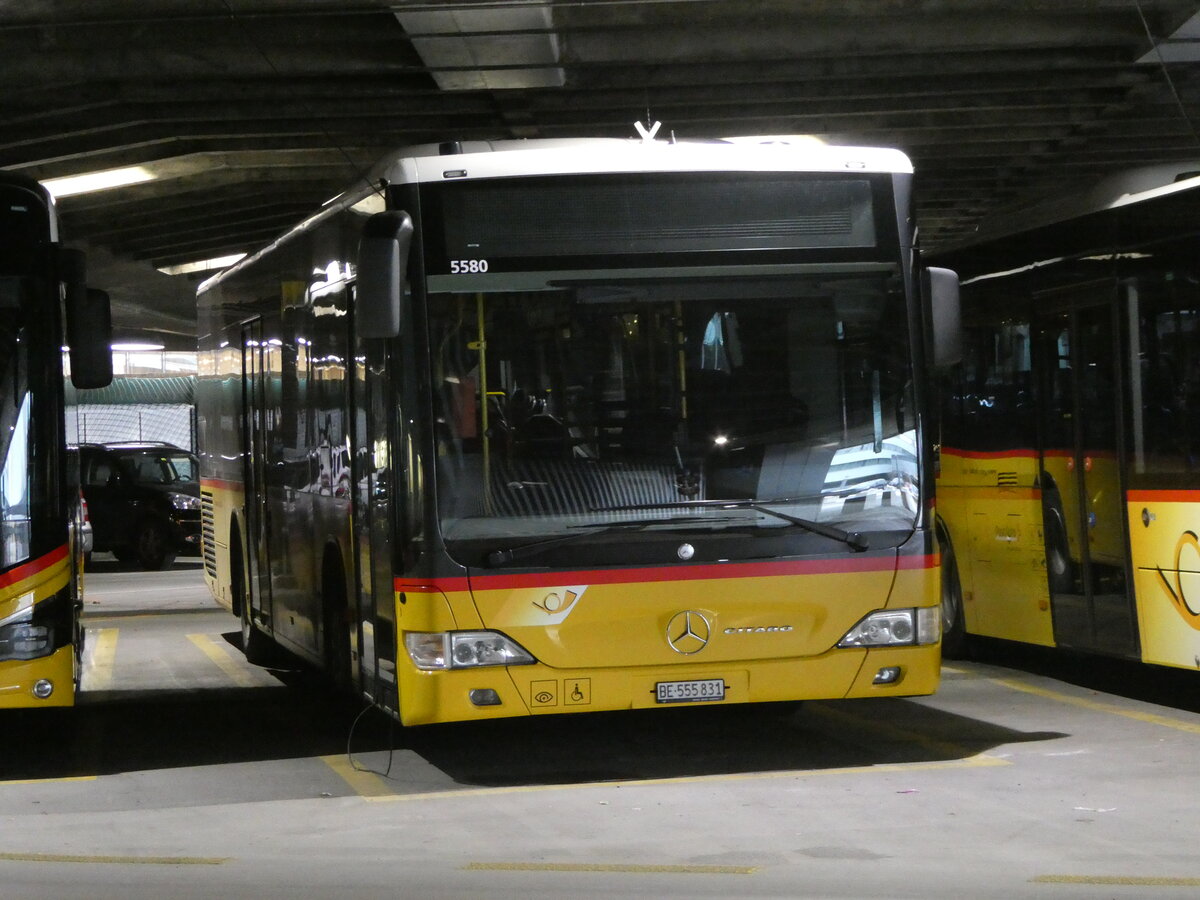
[[0, 279, 31, 567], [430, 271, 918, 559]]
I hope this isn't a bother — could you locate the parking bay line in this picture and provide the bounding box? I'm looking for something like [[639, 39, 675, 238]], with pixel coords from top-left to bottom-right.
[[1032, 874, 1200, 887], [0, 852, 229, 866], [81, 627, 118, 692], [991, 676, 1200, 736], [464, 862, 757, 875], [320, 754, 401, 798], [185, 633, 263, 688]]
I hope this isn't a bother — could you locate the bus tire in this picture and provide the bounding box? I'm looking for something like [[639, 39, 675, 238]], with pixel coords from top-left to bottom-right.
[[232, 522, 273, 667], [938, 521, 967, 659]]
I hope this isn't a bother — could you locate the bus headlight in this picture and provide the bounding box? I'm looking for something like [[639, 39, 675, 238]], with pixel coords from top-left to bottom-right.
[[838, 608, 940, 648], [404, 631, 536, 670], [0, 614, 53, 662]]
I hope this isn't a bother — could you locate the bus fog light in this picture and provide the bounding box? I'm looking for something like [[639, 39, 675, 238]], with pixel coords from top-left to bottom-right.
[[839, 609, 919, 647], [32, 679, 54, 699], [873, 666, 902, 685], [469, 688, 502, 706]]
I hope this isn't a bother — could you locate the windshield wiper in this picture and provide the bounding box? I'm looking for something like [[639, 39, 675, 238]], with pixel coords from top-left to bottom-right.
[[592, 498, 869, 552], [482, 515, 733, 568]]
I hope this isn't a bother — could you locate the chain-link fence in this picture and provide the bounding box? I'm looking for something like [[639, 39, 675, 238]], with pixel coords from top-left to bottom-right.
[[65, 375, 196, 451]]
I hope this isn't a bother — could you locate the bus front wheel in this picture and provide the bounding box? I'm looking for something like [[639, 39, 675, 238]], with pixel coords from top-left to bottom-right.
[[938, 523, 967, 659]]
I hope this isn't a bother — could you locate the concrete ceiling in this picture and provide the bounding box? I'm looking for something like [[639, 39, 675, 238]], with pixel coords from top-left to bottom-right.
[[5, 0, 1200, 348]]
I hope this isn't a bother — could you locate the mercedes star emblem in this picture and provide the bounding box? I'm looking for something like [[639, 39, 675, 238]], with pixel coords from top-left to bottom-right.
[[666, 610, 711, 654]]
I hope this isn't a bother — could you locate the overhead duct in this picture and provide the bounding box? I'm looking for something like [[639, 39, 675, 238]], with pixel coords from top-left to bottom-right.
[[395, 3, 565, 91]]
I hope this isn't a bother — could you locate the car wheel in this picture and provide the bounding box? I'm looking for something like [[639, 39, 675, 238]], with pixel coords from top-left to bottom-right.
[[136, 520, 177, 570]]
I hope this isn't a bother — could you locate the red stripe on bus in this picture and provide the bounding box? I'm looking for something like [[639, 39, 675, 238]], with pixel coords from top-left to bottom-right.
[[941, 447, 1038, 460], [200, 477, 241, 493], [395, 553, 938, 594], [1127, 490, 1200, 503], [0, 544, 69, 591]]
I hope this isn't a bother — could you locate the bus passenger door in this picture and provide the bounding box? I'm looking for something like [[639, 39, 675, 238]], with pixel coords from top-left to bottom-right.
[[351, 336, 397, 711], [241, 319, 273, 634], [1036, 290, 1137, 656]]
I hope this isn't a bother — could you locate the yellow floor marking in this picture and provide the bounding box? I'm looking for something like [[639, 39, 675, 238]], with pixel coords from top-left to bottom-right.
[[808, 701, 1009, 765], [0, 852, 229, 865], [0, 776, 95, 786], [320, 754, 398, 798], [464, 862, 756, 875], [186, 633, 259, 688], [992, 677, 1200, 736], [82, 627, 118, 691], [366, 754, 1003, 804], [1033, 875, 1200, 887]]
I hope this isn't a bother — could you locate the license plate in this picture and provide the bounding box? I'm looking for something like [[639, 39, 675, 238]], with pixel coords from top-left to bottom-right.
[[655, 678, 726, 704]]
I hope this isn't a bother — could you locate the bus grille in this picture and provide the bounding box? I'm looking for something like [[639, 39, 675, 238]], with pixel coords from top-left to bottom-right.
[[200, 490, 217, 579]]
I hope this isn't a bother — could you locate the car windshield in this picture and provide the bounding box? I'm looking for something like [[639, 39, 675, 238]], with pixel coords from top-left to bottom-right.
[[118, 451, 197, 485], [429, 272, 919, 559]]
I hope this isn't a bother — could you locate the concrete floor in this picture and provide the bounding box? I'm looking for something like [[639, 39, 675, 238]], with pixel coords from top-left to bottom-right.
[[3, 557, 1199, 898]]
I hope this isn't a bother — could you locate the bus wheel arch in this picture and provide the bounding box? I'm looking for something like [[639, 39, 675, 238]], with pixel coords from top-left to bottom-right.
[[1040, 473, 1073, 593], [936, 517, 967, 658]]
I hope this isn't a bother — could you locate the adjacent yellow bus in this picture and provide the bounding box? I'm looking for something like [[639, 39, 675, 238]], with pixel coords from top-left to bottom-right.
[[0, 173, 111, 708], [936, 166, 1200, 668], [196, 136, 960, 725]]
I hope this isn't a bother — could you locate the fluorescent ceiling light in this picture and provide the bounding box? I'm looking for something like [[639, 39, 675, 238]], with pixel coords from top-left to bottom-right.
[[111, 342, 165, 352], [157, 253, 247, 276], [42, 165, 156, 199]]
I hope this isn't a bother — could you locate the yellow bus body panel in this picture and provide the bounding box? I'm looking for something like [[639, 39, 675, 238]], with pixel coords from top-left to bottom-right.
[[938, 450, 1055, 647], [1128, 491, 1200, 670], [199, 479, 241, 614], [0, 547, 77, 708], [0, 646, 75, 709], [395, 559, 941, 726]]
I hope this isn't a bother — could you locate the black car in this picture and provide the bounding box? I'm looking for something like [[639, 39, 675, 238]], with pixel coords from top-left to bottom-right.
[[75, 442, 201, 570]]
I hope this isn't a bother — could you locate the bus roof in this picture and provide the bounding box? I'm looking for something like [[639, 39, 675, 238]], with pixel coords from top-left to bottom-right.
[[199, 135, 913, 294], [954, 161, 1200, 250], [372, 136, 913, 185]]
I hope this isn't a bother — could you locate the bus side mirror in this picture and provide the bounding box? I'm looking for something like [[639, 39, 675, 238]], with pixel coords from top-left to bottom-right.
[[356, 210, 414, 340], [67, 287, 114, 389], [59, 248, 113, 389], [926, 266, 961, 368]]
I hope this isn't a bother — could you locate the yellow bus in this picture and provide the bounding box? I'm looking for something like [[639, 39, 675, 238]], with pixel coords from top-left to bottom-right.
[[936, 166, 1200, 667], [0, 173, 112, 708], [196, 136, 960, 725]]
